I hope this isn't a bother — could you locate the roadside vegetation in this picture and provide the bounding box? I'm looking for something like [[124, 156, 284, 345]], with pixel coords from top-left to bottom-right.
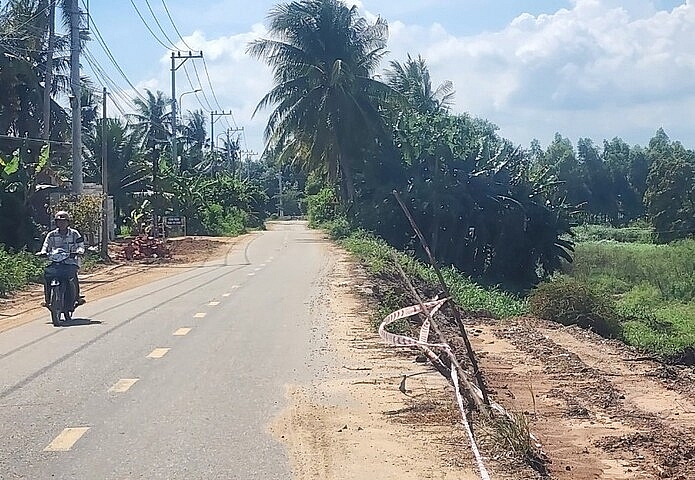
[[567, 234, 695, 361]]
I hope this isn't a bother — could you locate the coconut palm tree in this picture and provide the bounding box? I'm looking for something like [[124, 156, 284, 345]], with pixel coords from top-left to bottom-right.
[[130, 89, 172, 158], [385, 54, 454, 115], [248, 0, 394, 204], [180, 109, 207, 172]]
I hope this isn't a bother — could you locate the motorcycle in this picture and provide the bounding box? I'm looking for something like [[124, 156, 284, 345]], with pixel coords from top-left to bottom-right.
[[44, 248, 80, 327]]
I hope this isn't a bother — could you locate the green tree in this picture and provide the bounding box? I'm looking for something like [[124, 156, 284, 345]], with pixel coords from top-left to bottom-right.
[[130, 89, 171, 158], [644, 129, 695, 243], [180, 109, 207, 172], [248, 0, 393, 204], [385, 54, 454, 115]]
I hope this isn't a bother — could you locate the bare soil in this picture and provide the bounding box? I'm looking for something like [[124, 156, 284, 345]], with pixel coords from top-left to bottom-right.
[[274, 246, 695, 479], [468, 317, 695, 479]]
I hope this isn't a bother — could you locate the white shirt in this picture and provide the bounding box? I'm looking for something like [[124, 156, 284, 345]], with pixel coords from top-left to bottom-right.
[[40, 227, 85, 266]]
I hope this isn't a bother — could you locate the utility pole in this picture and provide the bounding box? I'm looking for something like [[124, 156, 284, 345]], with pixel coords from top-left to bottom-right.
[[171, 51, 203, 169], [100, 87, 110, 260], [277, 170, 284, 218], [210, 111, 235, 151], [241, 150, 258, 180], [221, 127, 243, 173], [210, 111, 235, 173], [42, 0, 55, 141], [70, 0, 82, 194]]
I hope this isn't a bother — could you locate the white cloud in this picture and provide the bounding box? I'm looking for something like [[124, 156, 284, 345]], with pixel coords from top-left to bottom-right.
[[381, 0, 695, 147], [135, 0, 695, 151]]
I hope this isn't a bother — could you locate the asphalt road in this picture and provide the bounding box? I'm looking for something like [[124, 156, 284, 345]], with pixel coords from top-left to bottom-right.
[[0, 221, 331, 479]]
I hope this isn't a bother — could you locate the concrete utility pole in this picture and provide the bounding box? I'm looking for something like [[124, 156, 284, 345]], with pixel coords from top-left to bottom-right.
[[101, 87, 110, 259], [241, 150, 258, 180], [210, 111, 235, 173], [42, 0, 55, 141], [170, 51, 203, 169], [210, 111, 235, 151], [277, 171, 284, 218], [70, 0, 82, 194]]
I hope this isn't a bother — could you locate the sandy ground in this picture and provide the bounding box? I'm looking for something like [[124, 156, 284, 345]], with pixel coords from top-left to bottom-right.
[[468, 318, 695, 479], [268, 248, 487, 480]]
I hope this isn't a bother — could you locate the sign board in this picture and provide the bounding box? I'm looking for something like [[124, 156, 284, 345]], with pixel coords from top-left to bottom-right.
[[163, 216, 186, 237], [165, 216, 183, 226]]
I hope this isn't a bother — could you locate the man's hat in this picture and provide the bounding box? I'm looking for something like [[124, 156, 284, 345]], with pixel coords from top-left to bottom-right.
[[54, 210, 71, 221]]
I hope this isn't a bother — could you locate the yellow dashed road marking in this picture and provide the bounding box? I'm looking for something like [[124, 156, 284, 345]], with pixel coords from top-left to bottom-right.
[[44, 427, 90, 452], [147, 348, 170, 359], [208, 301, 220, 306], [109, 378, 139, 393], [173, 328, 192, 336], [194, 312, 207, 318]]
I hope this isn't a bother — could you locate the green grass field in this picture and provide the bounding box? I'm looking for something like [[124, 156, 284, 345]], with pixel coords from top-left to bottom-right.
[[569, 236, 695, 359]]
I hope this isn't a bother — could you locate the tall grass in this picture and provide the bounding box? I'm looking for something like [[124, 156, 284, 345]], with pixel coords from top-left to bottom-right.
[[571, 224, 654, 244], [569, 237, 695, 359], [338, 230, 527, 319], [572, 241, 695, 302]]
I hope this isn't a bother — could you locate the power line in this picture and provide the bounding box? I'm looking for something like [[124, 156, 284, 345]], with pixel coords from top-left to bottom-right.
[[0, 134, 71, 146], [190, 61, 215, 111], [87, 11, 147, 103], [202, 56, 237, 129], [181, 63, 208, 113], [143, 0, 179, 49], [83, 48, 137, 115], [129, 0, 175, 50], [160, 0, 194, 51]]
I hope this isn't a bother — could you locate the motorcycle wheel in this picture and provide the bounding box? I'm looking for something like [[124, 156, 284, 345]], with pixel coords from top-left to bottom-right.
[[49, 285, 62, 327]]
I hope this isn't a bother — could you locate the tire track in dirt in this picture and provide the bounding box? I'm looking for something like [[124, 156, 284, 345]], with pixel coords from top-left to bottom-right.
[[468, 317, 695, 479]]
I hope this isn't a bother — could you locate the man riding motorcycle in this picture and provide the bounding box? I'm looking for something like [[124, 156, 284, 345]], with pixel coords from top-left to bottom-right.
[[39, 210, 86, 308]]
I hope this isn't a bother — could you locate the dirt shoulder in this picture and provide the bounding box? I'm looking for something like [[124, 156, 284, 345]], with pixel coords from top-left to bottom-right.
[[269, 247, 487, 480], [273, 243, 695, 479], [0, 235, 248, 334]]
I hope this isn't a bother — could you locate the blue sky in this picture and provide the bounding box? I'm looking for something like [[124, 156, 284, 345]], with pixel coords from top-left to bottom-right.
[[84, 0, 694, 153]]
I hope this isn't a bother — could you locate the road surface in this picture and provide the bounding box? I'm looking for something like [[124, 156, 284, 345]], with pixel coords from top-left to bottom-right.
[[0, 221, 331, 479]]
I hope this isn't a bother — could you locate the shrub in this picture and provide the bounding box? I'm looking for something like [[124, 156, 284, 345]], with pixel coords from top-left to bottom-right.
[[306, 187, 338, 226], [0, 247, 44, 297], [200, 204, 247, 236], [528, 277, 623, 338], [54, 194, 104, 245]]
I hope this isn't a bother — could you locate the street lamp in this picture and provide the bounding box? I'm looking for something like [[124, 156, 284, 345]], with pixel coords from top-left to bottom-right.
[[178, 88, 201, 119]]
